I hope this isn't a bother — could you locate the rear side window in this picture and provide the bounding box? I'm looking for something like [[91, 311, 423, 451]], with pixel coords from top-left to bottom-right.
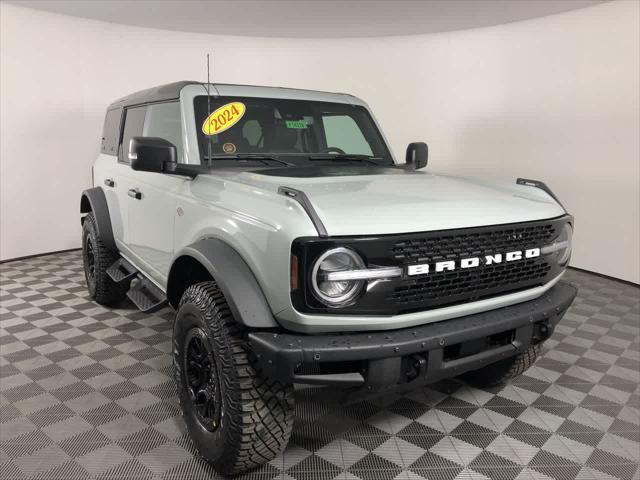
[[143, 102, 183, 162], [119, 106, 146, 163], [101, 108, 122, 155]]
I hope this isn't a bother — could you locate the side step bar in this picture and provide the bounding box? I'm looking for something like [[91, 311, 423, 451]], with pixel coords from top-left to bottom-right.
[[107, 257, 168, 313], [106, 258, 138, 284], [127, 277, 167, 313]]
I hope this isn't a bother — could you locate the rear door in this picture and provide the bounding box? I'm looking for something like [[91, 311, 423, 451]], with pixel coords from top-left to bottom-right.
[[96, 107, 127, 246]]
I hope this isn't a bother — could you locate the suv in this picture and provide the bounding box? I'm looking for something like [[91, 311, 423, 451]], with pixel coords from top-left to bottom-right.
[[81, 81, 577, 475]]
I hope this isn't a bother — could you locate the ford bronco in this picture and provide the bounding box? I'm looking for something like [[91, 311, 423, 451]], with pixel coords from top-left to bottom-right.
[[81, 81, 577, 475]]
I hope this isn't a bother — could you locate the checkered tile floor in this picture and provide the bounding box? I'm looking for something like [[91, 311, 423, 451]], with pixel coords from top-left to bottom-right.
[[1, 251, 638, 480]]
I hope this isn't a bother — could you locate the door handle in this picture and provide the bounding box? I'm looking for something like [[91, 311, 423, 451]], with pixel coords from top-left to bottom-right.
[[128, 188, 142, 200], [104, 178, 115, 187]]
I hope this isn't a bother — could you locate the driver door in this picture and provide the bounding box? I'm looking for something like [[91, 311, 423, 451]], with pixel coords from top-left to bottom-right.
[[122, 102, 186, 285]]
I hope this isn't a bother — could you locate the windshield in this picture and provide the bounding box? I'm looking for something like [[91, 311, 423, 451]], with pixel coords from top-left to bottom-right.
[[194, 96, 394, 167]]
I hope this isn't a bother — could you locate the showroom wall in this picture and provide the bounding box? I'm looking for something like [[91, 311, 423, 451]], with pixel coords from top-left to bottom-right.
[[1, 1, 638, 283]]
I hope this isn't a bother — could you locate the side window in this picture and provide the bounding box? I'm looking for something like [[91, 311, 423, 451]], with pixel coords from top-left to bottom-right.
[[143, 102, 184, 162], [119, 106, 146, 163], [101, 108, 122, 155], [322, 115, 373, 155]]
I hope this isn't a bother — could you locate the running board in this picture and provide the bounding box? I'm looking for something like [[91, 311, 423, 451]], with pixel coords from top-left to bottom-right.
[[127, 277, 167, 313], [106, 258, 138, 285]]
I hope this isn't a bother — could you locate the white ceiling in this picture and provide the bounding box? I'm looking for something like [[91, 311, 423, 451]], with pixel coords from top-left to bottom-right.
[[7, 0, 606, 38]]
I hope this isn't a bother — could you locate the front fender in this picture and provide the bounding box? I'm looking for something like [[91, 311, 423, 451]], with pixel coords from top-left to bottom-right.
[[168, 238, 279, 329]]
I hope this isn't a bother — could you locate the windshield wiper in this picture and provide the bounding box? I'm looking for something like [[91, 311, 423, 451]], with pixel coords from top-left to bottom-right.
[[204, 154, 294, 167], [308, 154, 384, 165]]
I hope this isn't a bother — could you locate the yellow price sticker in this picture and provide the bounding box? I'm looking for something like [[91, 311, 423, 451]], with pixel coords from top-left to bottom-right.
[[202, 102, 246, 136]]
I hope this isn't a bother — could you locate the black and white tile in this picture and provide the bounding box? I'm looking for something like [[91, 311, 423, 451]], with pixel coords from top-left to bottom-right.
[[1, 251, 638, 479]]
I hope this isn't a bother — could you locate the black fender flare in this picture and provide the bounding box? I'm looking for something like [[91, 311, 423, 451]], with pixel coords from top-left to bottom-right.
[[80, 187, 117, 252], [167, 238, 278, 329]]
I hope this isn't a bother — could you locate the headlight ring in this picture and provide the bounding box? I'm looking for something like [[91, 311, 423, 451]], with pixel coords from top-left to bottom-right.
[[557, 223, 573, 266], [311, 247, 366, 307], [542, 223, 573, 266]]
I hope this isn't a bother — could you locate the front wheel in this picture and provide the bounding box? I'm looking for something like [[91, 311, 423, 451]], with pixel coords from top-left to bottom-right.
[[173, 282, 294, 475]]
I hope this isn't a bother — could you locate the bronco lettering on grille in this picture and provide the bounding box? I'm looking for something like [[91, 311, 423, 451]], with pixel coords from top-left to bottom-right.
[[407, 248, 541, 276]]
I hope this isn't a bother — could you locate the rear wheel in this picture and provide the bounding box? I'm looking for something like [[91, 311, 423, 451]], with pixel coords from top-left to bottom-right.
[[82, 212, 127, 305], [462, 344, 541, 388], [173, 281, 294, 475]]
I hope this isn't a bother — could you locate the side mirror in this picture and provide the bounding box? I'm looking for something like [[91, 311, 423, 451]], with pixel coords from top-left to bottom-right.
[[406, 142, 428, 169], [129, 137, 177, 173]]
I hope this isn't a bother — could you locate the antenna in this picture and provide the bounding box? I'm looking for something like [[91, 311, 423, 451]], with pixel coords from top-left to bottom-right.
[[206, 53, 212, 167]]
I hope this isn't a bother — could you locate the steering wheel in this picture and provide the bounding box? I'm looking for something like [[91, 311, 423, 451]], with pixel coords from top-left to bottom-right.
[[318, 147, 346, 154]]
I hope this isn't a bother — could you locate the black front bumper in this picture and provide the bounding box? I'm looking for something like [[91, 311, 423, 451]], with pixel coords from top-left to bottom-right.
[[249, 281, 577, 391]]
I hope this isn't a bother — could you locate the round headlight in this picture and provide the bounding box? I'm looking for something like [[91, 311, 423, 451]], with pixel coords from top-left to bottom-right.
[[557, 223, 573, 265], [311, 247, 365, 307]]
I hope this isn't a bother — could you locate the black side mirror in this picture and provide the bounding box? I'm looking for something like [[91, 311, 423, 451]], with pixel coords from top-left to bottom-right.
[[406, 142, 428, 169], [129, 137, 177, 173]]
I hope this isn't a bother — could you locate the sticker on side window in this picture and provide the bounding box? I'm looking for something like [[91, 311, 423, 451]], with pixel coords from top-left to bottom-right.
[[285, 120, 308, 129], [202, 102, 246, 135]]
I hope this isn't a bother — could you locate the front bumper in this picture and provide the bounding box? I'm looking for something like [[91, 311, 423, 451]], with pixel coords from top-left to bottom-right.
[[249, 281, 577, 390]]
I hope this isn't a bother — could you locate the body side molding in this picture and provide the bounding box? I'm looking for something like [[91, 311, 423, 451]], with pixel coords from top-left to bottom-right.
[[167, 238, 278, 329], [278, 186, 328, 237], [80, 187, 117, 252]]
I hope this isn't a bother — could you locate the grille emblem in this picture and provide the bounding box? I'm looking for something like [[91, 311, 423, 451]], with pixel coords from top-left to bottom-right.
[[407, 248, 541, 276]]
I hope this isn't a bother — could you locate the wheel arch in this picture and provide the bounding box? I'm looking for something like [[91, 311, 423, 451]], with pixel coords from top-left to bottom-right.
[[80, 187, 117, 252], [167, 238, 278, 329]]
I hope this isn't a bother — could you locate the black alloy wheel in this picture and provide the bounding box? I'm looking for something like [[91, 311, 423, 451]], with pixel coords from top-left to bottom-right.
[[184, 327, 221, 431]]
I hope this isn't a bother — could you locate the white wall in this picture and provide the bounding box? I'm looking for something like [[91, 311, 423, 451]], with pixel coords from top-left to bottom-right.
[[1, 1, 638, 283]]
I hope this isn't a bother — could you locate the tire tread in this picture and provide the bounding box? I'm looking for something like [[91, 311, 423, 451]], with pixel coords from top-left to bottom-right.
[[175, 282, 294, 475], [82, 212, 127, 305]]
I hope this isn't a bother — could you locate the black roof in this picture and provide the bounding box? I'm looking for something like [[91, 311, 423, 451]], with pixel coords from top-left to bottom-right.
[[108, 81, 200, 110]]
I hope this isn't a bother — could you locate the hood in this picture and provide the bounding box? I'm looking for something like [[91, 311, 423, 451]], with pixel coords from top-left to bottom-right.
[[219, 167, 566, 236]]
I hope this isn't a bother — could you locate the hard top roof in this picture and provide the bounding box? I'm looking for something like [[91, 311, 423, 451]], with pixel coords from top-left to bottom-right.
[[107, 81, 359, 110]]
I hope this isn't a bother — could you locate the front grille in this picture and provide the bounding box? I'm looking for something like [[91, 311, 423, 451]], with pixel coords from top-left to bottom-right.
[[291, 215, 570, 316], [390, 223, 556, 262], [390, 258, 551, 305], [388, 222, 557, 307]]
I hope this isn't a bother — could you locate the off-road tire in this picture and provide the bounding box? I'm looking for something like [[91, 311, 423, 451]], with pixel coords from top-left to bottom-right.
[[173, 282, 294, 476], [82, 212, 127, 305], [462, 344, 541, 388]]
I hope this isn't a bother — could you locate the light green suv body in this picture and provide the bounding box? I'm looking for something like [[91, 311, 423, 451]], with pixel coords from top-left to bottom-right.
[[81, 81, 577, 475]]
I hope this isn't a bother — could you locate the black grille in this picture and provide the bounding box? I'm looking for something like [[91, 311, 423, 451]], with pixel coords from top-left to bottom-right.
[[390, 257, 551, 305], [390, 223, 556, 263], [389, 222, 557, 307], [291, 215, 570, 316]]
